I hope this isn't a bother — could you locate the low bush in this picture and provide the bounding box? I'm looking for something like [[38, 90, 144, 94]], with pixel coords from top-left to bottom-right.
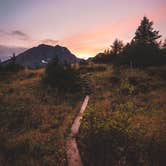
[[42, 59, 82, 92], [78, 106, 166, 166]]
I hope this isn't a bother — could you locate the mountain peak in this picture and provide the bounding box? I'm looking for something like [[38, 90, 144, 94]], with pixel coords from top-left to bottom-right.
[[38, 44, 49, 47], [3, 44, 80, 69]]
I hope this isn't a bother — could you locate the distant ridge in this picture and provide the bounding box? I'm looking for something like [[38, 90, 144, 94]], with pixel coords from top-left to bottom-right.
[[3, 44, 80, 69]]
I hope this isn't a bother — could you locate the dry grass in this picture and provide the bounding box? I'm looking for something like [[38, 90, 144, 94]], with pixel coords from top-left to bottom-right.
[[1, 64, 166, 165], [78, 64, 166, 166], [0, 69, 82, 166]]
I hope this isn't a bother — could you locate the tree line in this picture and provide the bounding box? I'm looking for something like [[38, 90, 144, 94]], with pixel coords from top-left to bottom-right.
[[93, 16, 166, 67]]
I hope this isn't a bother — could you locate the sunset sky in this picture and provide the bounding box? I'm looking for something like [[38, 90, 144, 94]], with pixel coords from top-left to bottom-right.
[[0, 0, 166, 59]]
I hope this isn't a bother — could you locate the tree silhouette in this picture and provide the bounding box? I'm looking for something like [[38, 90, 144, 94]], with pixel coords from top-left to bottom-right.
[[124, 16, 163, 67], [133, 16, 161, 46], [43, 58, 81, 92], [110, 39, 124, 55], [10, 53, 16, 63], [2, 53, 24, 72], [93, 16, 166, 67]]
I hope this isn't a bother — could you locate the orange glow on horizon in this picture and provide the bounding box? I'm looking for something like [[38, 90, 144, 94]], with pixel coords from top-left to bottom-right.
[[0, 4, 165, 59], [62, 5, 166, 59], [76, 53, 95, 59]]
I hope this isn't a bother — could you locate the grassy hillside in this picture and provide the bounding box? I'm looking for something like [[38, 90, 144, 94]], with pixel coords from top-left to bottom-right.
[[78, 64, 166, 166], [0, 69, 82, 166], [0, 64, 166, 166]]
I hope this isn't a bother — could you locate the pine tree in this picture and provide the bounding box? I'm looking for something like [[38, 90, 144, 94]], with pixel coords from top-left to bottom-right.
[[123, 17, 163, 67], [110, 39, 124, 55], [133, 16, 161, 46]]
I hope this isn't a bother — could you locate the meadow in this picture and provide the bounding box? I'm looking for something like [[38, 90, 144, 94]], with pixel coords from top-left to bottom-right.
[[78, 64, 166, 166], [0, 63, 166, 166], [0, 69, 83, 166]]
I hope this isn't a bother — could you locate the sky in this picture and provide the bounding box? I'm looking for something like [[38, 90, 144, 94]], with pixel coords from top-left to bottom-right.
[[0, 0, 166, 59]]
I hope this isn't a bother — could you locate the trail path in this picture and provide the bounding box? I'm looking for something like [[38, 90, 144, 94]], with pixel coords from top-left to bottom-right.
[[66, 96, 90, 166]]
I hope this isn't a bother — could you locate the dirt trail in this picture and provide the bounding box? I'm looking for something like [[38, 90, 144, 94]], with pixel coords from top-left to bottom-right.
[[66, 96, 90, 166]]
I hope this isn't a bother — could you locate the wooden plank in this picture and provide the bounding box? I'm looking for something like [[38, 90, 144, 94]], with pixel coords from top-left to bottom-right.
[[66, 96, 90, 166]]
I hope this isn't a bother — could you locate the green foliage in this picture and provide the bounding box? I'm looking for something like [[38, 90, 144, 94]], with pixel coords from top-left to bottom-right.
[[78, 66, 166, 166], [119, 79, 135, 95], [43, 59, 82, 92], [117, 101, 134, 112], [78, 105, 166, 166]]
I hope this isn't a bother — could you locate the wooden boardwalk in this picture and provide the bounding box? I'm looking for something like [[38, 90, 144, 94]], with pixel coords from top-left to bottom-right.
[[66, 96, 90, 166]]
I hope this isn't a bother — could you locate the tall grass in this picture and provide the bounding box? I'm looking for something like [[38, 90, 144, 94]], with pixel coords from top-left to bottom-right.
[[77, 65, 166, 166], [0, 69, 82, 166]]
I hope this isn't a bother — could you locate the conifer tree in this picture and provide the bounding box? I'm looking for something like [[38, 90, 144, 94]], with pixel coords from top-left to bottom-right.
[[110, 39, 124, 55], [133, 16, 161, 46]]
